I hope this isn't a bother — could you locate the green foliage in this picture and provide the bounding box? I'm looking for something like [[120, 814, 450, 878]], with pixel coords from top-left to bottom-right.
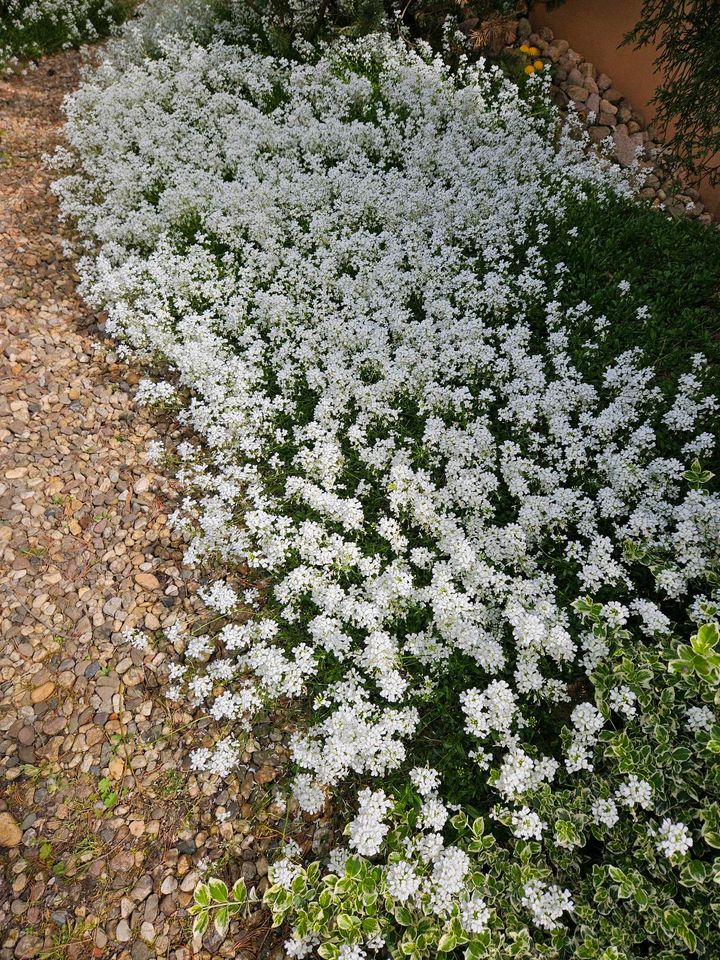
[[539, 191, 720, 425], [227, 1, 522, 57], [97, 776, 119, 809], [188, 875, 256, 938]]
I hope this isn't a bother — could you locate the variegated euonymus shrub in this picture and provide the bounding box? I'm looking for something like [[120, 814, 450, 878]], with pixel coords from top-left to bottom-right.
[[53, 3, 719, 957]]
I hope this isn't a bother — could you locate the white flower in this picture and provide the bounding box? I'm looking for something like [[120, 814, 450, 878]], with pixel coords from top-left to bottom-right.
[[615, 775, 653, 810], [510, 805, 546, 841], [198, 581, 239, 615], [419, 797, 449, 833], [386, 860, 421, 903], [122, 628, 149, 652], [338, 946, 367, 960], [461, 681, 517, 742], [608, 686, 637, 720], [285, 935, 319, 958], [654, 818, 693, 858], [522, 879, 574, 930], [348, 788, 392, 857], [571, 703, 605, 736], [460, 894, 491, 933], [427, 846, 470, 916], [409, 766, 441, 797], [292, 774, 326, 815], [591, 797, 619, 828], [270, 857, 302, 890], [327, 847, 349, 875], [686, 705, 714, 732]]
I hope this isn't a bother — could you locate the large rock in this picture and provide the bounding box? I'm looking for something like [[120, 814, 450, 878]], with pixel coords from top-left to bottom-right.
[[548, 38, 569, 61], [0, 812, 22, 847], [588, 125, 613, 144], [613, 124, 645, 167], [566, 84, 589, 102], [586, 93, 601, 115], [597, 72, 613, 91]]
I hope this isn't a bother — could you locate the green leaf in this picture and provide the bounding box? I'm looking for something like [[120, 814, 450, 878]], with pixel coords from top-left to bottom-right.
[[194, 883, 210, 907], [214, 906, 230, 938], [192, 911, 209, 937], [693, 624, 719, 655], [395, 905, 413, 926], [680, 860, 708, 887], [702, 829, 720, 849], [231, 878, 247, 903], [208, 878, 229, 902], [438, 932, 458, 953]]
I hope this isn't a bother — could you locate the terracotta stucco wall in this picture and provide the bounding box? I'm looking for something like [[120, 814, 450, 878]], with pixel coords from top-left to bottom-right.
[[532, 0, 720, 215]]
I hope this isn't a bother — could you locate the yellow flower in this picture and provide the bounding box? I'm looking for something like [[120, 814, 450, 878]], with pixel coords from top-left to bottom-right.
[[529, 46, 540, 56], [534, 59, 544, 70], [524, 65, 535, 75], [519, 44, 531, 54]]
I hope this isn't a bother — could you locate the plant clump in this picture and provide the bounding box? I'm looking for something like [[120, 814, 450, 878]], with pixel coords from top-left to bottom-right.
[[52, 2, 720, 958]]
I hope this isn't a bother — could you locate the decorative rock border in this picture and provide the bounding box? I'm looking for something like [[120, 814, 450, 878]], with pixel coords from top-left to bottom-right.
[[509, 16, 713, 224]]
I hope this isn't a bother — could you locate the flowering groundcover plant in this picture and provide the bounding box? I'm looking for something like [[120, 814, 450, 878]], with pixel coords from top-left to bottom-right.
[[0, 0, 131, 68], [52, 2, 720, 957]]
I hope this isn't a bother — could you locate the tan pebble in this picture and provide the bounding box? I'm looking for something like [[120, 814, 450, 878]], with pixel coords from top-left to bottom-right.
[[0, 812, 22, 847], [109, 851, 135, 872], [31, 680, 55, 703], [134, 572, 160, 590], [108, 757, 125, 780], [255, 765, 278, 785]]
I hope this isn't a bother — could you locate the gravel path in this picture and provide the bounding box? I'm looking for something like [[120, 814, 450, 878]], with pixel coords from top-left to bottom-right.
[[0, 52, 302, 960]]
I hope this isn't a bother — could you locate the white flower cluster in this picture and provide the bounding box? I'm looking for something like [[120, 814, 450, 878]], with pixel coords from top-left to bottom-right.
[[56, 21, 719, 802], [348, 788, 393, 857], [510, 805, 547, 841], [460, 681, 517, 742], [565, 702, 605, 773], [686, 704, 715, 732], [608, 685, 638, 720], [521, 880, 574, 930], [121, 627, 150, 652], [653, 818, 693, 859], [1, 0, 121, 67], [615, 774, 653, 810], [591, 797, 619, 829]]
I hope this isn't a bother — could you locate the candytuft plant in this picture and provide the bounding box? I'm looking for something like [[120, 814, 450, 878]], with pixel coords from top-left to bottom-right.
[[0, 0, 133, 68], [52, 1, 719, 956]]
